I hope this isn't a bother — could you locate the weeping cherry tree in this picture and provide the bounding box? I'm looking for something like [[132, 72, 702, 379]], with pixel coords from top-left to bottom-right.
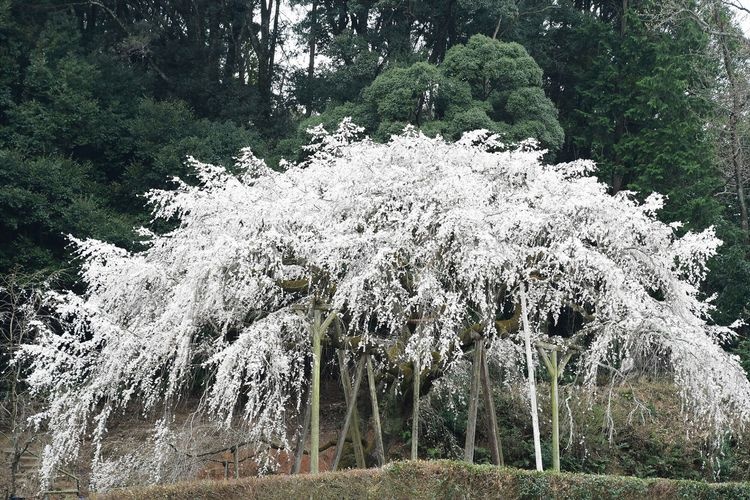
[[22, 121, 750, 487]]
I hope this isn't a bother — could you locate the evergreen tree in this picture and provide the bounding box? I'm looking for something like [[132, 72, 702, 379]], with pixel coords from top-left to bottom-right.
[[298, 35, 563, 149]]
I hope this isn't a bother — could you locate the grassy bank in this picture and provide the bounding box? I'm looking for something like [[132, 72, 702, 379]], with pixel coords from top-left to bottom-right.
[[98, 460, 750, 499]]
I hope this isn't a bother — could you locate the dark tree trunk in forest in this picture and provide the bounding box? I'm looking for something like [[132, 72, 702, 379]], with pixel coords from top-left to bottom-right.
[[307, 0, 317, 117], [611, 0, 629, 194], [715, 9, 750, 236], [428, 0, 455, 63], [250, 0, 281, 120]]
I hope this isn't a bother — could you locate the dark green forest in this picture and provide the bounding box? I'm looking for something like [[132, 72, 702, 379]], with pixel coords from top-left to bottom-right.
[[1, 0, 749, 365]]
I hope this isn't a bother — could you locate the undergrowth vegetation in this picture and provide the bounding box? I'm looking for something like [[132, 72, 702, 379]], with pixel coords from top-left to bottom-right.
[[97, 460, 750, 500], [419, 379, 750, 482]]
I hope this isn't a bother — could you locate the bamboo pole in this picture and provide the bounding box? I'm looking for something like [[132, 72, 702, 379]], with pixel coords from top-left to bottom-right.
[[310, 308, 322, 474], [520, 286, 543, 471], [464, 338, 483, 462], [337, 349, 366, 468], [411, 357, 420, 460], [332, 356, 366, 471], [366, 354, 386, 467], [480, 340, 504, 466]]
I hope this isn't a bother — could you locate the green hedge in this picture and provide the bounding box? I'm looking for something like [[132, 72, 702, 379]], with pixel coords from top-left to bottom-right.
[[97, 460, 750, 500]]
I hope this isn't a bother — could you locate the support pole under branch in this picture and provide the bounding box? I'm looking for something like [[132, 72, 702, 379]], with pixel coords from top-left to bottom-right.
[[310, 308, 322, 474], [464, 337, 483, 462], [411, 357, 420, 460], [520, 285, 543, 471], [551, 349, 560, 472], [480, 340, 504, 466], [337, 349, 366, 468], [366, 354, 386, 467], [332, 356, 366, 471]]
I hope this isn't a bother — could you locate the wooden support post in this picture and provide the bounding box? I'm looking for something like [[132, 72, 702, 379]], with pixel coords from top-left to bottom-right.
[[310, 307, 337, 474], [310, 308, 322, 474], [520, 286, 543, 471], [366, 354, 386, 467], [332, 356, 366, 471], [349, 404, 365, 467], [292, 390, 312, 474], [551, 349, 560, 473], [411, 357, 420, 460], [537, 343, 572, 473], [464, 338, 483, 462], [337, 349, 366, 468], [480, 340, 504, 466]]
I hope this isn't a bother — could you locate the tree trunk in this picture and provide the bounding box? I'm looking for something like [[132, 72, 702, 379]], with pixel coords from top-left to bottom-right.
[[520, 286, 543, 471], [269, 0, 281, 85], [611, 0, 629, 195], [716, 9, 749, 236], [492, 17, 502, 39], [250, 0, 281, 119], [428, 0, 455, 63], [306, 0, 317, 117]]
